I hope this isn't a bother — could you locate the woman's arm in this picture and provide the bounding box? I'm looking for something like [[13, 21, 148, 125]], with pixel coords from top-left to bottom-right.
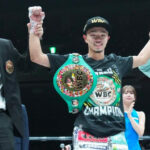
[[128, 111, 145, 136]]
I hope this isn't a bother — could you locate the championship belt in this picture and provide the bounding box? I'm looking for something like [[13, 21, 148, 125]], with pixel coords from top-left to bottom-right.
[[53, 53, 97, 113]]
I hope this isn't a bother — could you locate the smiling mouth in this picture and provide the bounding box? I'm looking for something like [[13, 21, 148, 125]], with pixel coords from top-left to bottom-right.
[[126, 98, 133, 101], [95, 42, 103, 47]]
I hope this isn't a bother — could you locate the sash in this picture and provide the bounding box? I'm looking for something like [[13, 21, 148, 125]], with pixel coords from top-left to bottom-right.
[[53, 53, 97, 113]]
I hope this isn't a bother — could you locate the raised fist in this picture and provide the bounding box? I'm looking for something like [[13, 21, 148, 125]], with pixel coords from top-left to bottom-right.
[[28, 6, 45, 34]]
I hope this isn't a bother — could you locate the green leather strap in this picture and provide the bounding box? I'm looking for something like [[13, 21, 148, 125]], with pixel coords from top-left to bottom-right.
[[53, 53, 97, 113]]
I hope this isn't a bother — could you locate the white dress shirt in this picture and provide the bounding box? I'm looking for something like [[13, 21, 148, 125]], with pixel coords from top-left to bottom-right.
[[0, 75, 6, 110]]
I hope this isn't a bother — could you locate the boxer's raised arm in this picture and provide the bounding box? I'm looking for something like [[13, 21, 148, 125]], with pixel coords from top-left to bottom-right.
[[28, 6, 50, 68]]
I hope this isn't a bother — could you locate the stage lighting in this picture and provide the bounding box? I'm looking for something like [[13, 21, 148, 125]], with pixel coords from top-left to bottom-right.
[[49, 46, 56, 54]]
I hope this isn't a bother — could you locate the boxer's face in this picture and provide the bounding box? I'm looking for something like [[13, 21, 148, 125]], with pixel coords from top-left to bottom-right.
[[83, 27, 110, 53]]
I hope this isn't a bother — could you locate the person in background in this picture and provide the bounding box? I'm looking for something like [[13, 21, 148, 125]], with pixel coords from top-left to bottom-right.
[[138, 33, 150, 77], [0, 38, 28, 150], [122, 85, 145, 150], [139, 59, 150, 78], [0, 25, 42, 150]]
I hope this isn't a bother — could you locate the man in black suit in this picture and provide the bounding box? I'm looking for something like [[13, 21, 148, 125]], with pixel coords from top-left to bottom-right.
[[0, 33, 41, 149], [0, 38, 31, 150]]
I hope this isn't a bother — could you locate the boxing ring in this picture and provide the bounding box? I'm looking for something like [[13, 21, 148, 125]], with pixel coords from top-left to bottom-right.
[[29, 136, 72, 141], [29, 135, 150, 141], [29, 136, 150, 149]]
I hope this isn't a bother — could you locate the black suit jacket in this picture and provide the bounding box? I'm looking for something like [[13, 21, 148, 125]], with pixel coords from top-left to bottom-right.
[[0, 38, 31, 137]]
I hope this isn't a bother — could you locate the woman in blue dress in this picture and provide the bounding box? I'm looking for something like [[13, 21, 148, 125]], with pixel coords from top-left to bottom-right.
[[122, 85, 146, 150]]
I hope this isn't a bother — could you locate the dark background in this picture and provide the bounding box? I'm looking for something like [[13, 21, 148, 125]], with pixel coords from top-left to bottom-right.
[[0, 0, 150, 149]]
